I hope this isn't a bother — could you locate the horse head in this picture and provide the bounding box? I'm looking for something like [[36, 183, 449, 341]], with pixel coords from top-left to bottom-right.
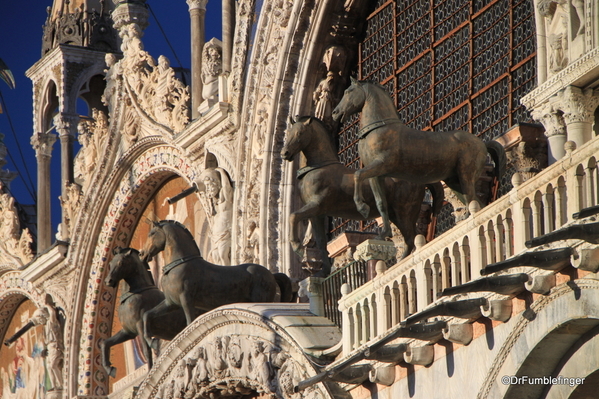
[[140, 221, 166, 263], [281, 116, 316, 161], [106, 247, 142, 288], [332, 76, 366, 123]]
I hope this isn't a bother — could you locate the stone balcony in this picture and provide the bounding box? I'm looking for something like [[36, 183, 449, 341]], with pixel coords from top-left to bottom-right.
[[314, 133, 599, 359]]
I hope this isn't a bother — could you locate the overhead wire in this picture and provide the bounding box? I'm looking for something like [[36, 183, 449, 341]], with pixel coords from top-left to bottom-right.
[[0, 90, 37, 203], [147, 3, 185, 70]]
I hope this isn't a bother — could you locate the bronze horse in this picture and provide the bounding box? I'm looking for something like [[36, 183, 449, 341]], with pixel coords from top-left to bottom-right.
[[281, 117, 443, 271], [332, 77, 505, 220], [139, 220, 292, 345], [102, 247, 187, 377]]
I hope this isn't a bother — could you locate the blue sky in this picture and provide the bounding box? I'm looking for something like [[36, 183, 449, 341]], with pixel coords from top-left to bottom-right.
[[0, 1, 222, 236]]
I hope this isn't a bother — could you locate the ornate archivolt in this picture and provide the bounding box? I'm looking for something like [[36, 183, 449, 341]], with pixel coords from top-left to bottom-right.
[[63, 138, 197, 397], [0, 192, 34, 270], [137, 305, 334, 399]]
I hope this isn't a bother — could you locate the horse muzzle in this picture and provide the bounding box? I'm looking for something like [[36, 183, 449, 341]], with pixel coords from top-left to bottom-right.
[[280, 148, 293, 161], [139, 249, 153, 263], [105, 277, 116, 288], [331, 108, 344, 123]]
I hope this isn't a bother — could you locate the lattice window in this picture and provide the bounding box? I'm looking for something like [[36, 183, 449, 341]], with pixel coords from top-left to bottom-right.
[[331, 0, 537, 240]]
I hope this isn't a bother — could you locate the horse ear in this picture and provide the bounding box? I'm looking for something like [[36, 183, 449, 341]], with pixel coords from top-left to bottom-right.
[[124, 248, 134, 257], [152, 220, 160, 228], [350, 76, 358, 85], [289, 115, 296, 125], [113, 246, 122, 255], [304, 116, 314, 125]]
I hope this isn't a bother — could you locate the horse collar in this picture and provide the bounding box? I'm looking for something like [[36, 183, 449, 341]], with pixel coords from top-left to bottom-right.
[[163, 254, 203, 275], [297, 160, 342, 180], [120, 286, 156, 304], [358, 118, 402, 139]]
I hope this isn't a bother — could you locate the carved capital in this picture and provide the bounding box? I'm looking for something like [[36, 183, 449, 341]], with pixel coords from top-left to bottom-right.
[[31, 132, 57, 159], [298, 277, 324, 297], [530, 102, 566, 138], [353, 239, 397, 262], [53, 114, 80, 138], [187, 0, 208, 11], [558, 87, 599, 125]]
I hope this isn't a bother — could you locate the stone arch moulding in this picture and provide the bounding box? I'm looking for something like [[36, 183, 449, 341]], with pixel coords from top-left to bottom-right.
[[65, 62, 107, 113], [0, 271, 45, 344], [71, 141, 197, 397], [477, 278, 599, 399], [137, 304, 337, 399]]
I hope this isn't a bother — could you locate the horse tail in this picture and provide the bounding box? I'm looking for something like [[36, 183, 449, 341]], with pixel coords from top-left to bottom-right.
[[486, 141, 507, 179], [426, 181, 445, 216], [274, 273, 294, 302]]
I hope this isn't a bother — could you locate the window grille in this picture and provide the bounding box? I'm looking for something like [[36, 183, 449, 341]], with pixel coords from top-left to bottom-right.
[[331, 0, 536, 240]]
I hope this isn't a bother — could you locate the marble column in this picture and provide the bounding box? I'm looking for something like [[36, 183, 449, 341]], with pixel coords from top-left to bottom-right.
[[31, 132, 57, 252], [187, 0, 208, 119], [53, 113, 79, 226], [531, 103, 567, 164], [222, 0, 235, 74], [559, 87, 599, 148]]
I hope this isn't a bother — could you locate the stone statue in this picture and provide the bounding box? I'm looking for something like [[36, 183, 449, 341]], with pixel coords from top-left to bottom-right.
[[30, 301, 64, 391], [538, 0, 569, 72], [0, 191, 34, 266], [313, 71, 336, 128], [197, 167, 233, 265], [201, 38, 223, 103], [57, 182, 82, 241]]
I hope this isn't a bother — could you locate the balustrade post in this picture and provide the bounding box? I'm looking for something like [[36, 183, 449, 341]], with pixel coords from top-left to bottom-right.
[[542, 190, 555, 234], [494, 220, 505, 262], [298, 277, 325, 317]]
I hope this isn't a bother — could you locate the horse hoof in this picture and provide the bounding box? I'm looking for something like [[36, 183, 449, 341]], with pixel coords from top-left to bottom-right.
[[358, 204, 370, 219], [525, 240, 533, 248]]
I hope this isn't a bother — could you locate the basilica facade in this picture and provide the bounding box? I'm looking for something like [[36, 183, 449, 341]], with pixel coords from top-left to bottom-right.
[[1, 0, 599, 398]]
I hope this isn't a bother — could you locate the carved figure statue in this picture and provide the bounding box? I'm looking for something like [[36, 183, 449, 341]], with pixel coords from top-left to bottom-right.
[[210, 336, 229, 378], [250, 340, 271, 387], [571, 0, 585, 37], [198, 167, 233, 265], [173, 359, 188, 399], [139, 220, 293, 341], [313, 72, 337, 130], [538, 0, 569, 72], [189, 347, 209, 386], [30, 300, 64, 391], [101, 247, 187, 377], [57, 182, 82, 241], [201, 38, 223, 102], [281, 117, 444, 275], [332, 78, 506, 224]]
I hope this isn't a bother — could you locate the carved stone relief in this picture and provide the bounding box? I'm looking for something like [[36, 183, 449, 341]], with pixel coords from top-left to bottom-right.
[[157, 334, 323, 399], [313, 46, 347, 131], [75, 109, 109, 192], [0, 191, 34, 268], [104, 24, 190, 134]]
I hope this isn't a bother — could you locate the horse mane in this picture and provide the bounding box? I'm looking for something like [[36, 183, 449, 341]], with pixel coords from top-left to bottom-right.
[[158, 220, 202, 254], [295, 116, 329, 133]]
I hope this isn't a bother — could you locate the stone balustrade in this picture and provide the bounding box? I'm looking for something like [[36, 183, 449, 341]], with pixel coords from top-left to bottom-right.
[[336, 136, 599, 355]]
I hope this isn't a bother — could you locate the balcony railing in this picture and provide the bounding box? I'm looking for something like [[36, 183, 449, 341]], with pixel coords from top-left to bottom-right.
[[322, 260, 368, 327], [335, 137, 599, 354]]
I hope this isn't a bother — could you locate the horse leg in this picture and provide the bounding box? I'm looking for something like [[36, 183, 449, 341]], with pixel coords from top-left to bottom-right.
[[370, 177, 392, 239], [289, 203, 321, 258], [101, 329, 135, 377], [310, 215, 332, 276], [180, 292, 202, 325], [354, 160, 388, 219], [144, 300, 180, 350], [136, 320, 153, 370]]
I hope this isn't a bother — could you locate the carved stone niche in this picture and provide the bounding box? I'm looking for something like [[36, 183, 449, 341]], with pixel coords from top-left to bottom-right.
[[136, 305, 340, 399], [495, 123, 547, 183]]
